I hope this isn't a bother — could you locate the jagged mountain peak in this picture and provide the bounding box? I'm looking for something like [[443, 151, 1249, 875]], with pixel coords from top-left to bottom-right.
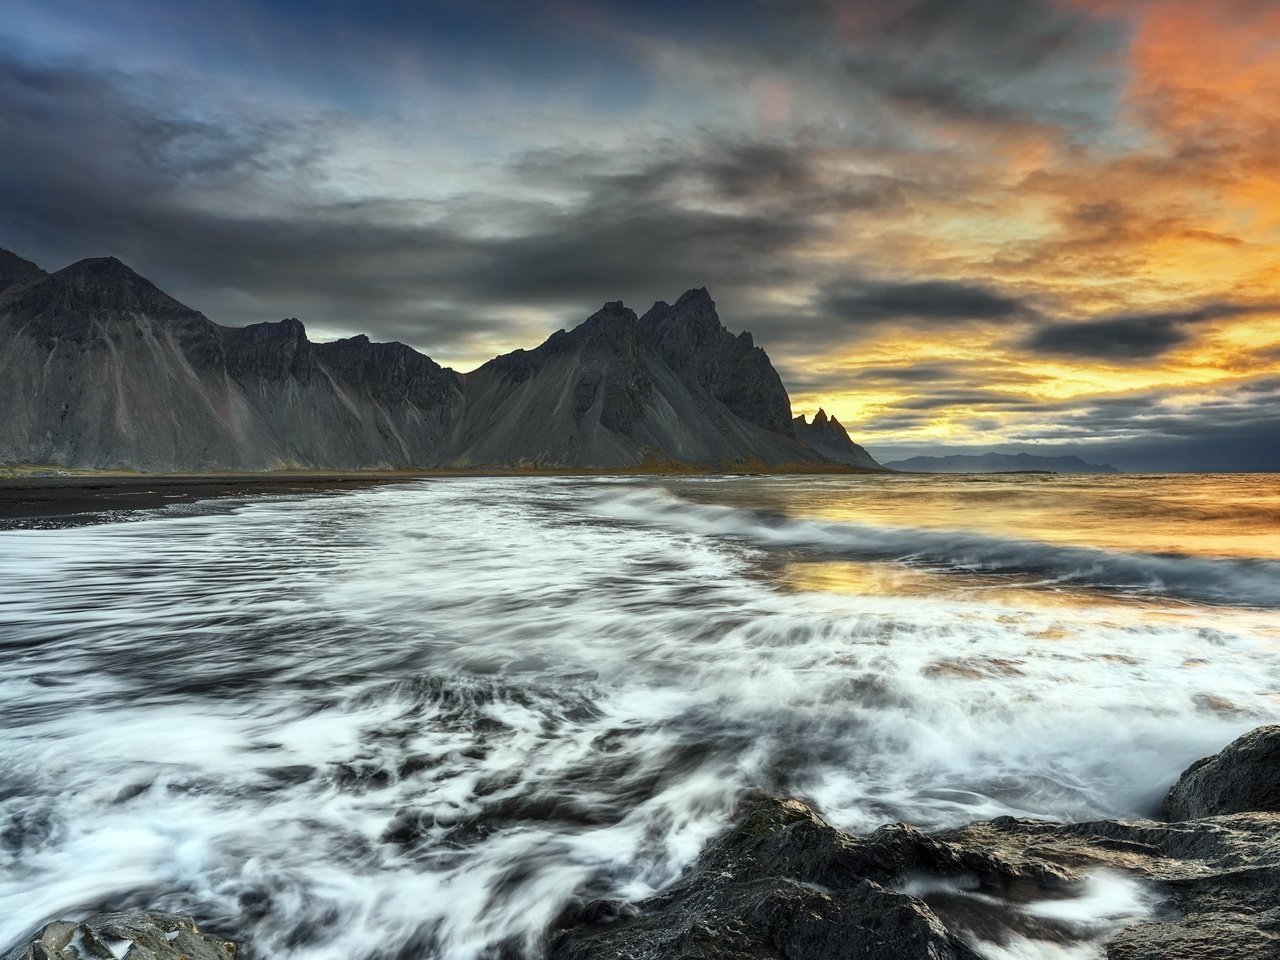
[[235, 317, 308, 340], [56, 255, 149, 287], [0, 247, 46, 297], [5, 254, 201, 322], [580, 299, 639, 331], [640, 287, 717, 333], [793, 407, 881, 469], [674, 286, 714, 309]]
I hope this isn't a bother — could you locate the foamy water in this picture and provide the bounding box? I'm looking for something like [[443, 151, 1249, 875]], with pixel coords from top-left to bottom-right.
[[1, 475, 1278, 959]]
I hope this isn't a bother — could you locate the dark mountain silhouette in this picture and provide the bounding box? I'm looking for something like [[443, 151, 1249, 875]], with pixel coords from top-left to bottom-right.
[[884, 452, 1120, 474], [792, 409, 879, 469], [0, 249, 880, 472], [0, 248, 46, 297]]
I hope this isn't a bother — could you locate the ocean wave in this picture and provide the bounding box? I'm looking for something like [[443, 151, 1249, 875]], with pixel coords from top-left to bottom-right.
[[588, 486, 1280, 607]]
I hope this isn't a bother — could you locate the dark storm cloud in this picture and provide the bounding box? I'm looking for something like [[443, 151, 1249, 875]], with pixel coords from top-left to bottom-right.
[[0, 50, 854, 356], [889, 391, 1035, 411], [1025, 304, 1269, 360], [853, 364, 962, 382], [784, 0, 1123, 135], [511, 140, 908, 218], [819, 278, 1035, 325], [0, 0, 1123, 361]]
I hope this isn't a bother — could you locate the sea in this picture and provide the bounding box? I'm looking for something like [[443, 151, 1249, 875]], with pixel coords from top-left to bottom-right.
[[2, 473, 1278, 959]]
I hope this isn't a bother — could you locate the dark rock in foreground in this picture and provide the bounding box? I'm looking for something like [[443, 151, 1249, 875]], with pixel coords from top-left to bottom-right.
[[1162, 724, 1280, 821], [551, 796, 1280, 959], [551, 729, 1280, 959], [4, 912, 236, 960], [549, 799, 988, 960], [11, 730, 1280, 959]]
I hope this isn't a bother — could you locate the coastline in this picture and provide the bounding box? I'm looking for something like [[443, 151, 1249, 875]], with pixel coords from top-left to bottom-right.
[[0, 464, 885, 526]]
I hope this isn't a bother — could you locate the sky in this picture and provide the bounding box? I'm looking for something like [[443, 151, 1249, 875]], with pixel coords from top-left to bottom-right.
[[1, 0, 1278, 470]]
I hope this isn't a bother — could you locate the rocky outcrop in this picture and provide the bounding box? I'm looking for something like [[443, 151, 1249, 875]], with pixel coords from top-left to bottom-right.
[[0, 247, 878, 472], [3, 912, 235, 960], [551, 729, 1280, 959], [1162, 724, 1280, 821], [793, 409, 880, 469], [639, 288, 795, 438]]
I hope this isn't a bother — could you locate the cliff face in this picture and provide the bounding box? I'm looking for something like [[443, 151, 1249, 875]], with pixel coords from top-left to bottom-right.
[[0, 248, 879, 472]]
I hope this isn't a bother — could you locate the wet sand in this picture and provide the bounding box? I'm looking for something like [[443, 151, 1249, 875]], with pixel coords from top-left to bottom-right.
[[0, 463, 883, 527], [0, 474, 417, 527]]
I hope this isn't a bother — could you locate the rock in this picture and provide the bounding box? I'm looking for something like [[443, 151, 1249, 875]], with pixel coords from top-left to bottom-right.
[[3, 912, 236, 960], [547, 797, 1048, 959], [793, 408, 881, 469], [0, 248, 46, 297], [640, 288, 797, 438], [1162, 725, 1280, 820], [941, 814, 1280, 958], [552, 723, 1280, 960]]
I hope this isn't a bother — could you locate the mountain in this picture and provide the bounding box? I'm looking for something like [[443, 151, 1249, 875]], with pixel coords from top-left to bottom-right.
[[0, 256, 464, 472], [0, 248, 46, 297], [792, 409, 880, 469], [0, 249, 880, 473], [884, 452, 1120, 474]]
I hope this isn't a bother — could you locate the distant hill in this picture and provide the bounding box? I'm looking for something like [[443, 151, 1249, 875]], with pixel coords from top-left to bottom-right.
[[0, 247, 883, 473], [884, 452, 1120, 474]]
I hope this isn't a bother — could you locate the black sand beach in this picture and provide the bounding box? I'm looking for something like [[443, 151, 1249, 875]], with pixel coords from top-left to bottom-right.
[[0, 474, 408, 527]]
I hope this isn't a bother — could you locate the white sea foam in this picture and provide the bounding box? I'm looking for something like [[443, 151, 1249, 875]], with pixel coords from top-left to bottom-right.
[[0, 476, 1276, 959]]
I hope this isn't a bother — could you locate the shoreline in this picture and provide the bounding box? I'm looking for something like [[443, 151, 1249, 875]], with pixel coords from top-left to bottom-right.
[[0, 465, 883, 526]]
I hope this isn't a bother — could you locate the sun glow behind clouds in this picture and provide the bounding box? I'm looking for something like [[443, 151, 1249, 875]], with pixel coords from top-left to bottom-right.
[[786, 0, 1280, 461]]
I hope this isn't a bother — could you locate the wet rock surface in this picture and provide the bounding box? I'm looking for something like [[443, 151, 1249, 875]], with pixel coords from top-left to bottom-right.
[[3, 912, 236, 960], [551, 730, 1280, 959], [1161, 723, 1280, 821], [11, 733, 1280, 959]]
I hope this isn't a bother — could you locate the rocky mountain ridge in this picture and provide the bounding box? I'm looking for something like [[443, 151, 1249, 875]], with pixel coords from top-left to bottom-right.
[[0, 249, 880, 473]]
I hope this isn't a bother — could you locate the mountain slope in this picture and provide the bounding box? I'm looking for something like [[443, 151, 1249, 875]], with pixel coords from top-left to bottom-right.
[[792, 409, 880, 469], [450, 295, 825, 469], [0, 248, 46, 296], [885, 452, 1120, 474], [0, 256, 463, 470], [0, 247, 879, 472]]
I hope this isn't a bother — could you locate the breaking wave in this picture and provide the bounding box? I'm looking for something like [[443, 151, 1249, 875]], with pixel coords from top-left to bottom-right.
[[1, 476, 1277, 959], [589, 485, 1280, 608]]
